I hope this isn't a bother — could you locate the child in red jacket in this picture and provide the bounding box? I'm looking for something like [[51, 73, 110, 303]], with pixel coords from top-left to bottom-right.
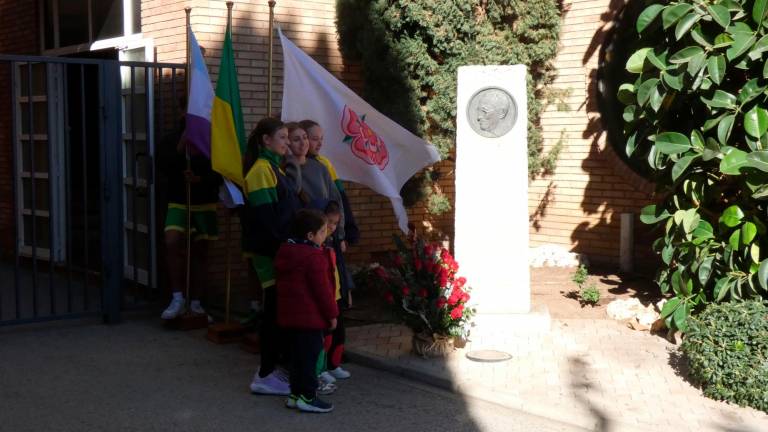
[[275, 208, 339, 413]]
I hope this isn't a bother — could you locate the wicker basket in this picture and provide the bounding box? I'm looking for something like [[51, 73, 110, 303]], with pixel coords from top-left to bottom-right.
[[412, 332, 455, 358]]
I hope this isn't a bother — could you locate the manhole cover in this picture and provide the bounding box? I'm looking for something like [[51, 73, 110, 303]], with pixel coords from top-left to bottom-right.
[[466, 350, 513, 363]]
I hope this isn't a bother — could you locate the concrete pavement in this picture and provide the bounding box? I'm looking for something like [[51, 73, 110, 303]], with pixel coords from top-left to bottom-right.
[[0, 316, 587, 432]]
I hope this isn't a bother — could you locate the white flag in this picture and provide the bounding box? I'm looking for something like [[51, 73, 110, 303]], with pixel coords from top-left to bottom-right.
[[278, 29, 441, 233]]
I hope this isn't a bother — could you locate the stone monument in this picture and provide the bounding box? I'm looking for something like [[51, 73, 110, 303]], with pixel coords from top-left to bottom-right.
[[455, 66, 546, 340]]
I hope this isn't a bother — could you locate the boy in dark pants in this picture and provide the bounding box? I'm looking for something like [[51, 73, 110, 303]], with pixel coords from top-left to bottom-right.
[[275, 209, 338, 413]]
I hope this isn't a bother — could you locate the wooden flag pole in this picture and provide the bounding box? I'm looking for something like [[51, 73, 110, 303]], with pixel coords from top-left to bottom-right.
[[166, 6, 208, 330], [225, 1, 234, 325], [207, 1, 245, 343], [267, 0, 276, 116], [184, 6, 193, 308]]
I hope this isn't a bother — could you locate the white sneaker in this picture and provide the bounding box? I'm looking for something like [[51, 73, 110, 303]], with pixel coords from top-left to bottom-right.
[[161, 297, 185, 320], [250, 371, 290, 396], [189, 301, 206, 315], [328, 366, 351, 379], [318, 371, 336, 385]]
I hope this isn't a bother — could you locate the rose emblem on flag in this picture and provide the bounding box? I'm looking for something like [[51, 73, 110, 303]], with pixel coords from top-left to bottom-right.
[[341, 105, 389, 170]]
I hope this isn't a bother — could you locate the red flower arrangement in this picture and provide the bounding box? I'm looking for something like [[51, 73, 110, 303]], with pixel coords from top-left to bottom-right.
[[372, 237, 475, 339]]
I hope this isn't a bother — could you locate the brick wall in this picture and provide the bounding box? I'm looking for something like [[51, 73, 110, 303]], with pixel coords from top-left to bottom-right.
[[142, 0, 454, 305], [0, 0, 39, 258], [530, 0, 656, 266]]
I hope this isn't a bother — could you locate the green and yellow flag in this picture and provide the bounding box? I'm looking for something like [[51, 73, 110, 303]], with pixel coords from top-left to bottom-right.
[[211, 19, 247, 187]]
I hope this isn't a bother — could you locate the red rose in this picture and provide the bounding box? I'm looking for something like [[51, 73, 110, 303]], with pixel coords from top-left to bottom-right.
[[436, 296, 447, 309], [401, 285, 410, 296], [424, 244, 434, 256], [374, 267, 387, 279], [447, 290, 460, 306], [418, 288, 428, 298], [438, 270, 449, 288], [414, 259, 423, 271], [455, 277, 467, 288], [461, 291, 470, 303], [441, 248, 450, 261], [450, 304, 464, 320], [450, 261, 459, 272], [384, 291, 394, 304]]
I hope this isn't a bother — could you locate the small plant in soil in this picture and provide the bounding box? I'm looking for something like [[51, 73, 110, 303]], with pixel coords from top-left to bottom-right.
[[580, 283, 601, 306], [568, 265, 601, 307]]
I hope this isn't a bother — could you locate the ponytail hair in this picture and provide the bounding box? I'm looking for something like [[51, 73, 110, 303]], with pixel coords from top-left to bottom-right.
[[245, 117, 285, 173]]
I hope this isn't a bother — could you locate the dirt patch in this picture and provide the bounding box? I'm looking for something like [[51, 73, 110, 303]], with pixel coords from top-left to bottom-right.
[[532, 267, 663, 319]]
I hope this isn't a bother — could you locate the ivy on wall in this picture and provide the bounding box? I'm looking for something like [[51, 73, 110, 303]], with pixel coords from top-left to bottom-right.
[[336, 0, 564, 213]]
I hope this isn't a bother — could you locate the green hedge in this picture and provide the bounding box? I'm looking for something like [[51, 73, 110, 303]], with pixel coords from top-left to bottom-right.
[[681, 299, 768, 412]]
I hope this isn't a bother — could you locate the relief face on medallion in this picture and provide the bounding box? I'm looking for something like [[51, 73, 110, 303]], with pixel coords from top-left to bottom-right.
[[467, 87, 517, 138]]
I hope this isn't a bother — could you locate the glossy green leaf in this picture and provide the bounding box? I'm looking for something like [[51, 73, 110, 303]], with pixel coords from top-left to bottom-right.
[[625, 132, 637, 157], [673, 302, 688, 331], [662, 71, 684, 90], [662, 244, 674, 265], [670, 46, 704, 63], [691, 26, 713, 48], [691, 130, 705, 150], [693, 219, 714, 240], [646, 49, 668, 70], [744, 106, 768, 138], [660, 297, 680, 318], [750, 34, 768, 57], [654, 132, 692, 154], [720, 204, 745, 227], [682, 208, 700, 233], [672, 155, 697, 180], [729, 230, 741, 250], [764, 59, 768, 78], [663, 4, 694, 29], [640, 204, 671, 224], [751, 243, 761, 263], [758, 259, 768, 290], [672, 269, 685, 295], [617, 83, 635, 105], [719, 146, 748, 173], [626, 48, 651, 73], [702, 90, 737, 108], [742, 221, 758, 244], [708, 4, 731, 28], [738, 79, 765, 104], [675, 13, 700, 40], [637, 4, 665, 33], [745, 150, 768, 171], [650, 87, 664, 112], [687, 52, 707, 76], [714, 277, 730, 301], [754, 0, 768, 25], [717, 114, 736, 146], [706, 55, 726, 85], [714, 32, 735, 48], [698, 256, 715, 285], [726, 33, 756, 61], [637, 78, 660, 106]]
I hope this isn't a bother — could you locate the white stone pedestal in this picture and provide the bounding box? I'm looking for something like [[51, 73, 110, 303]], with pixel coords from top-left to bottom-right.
[[455, 65, 530, 316]]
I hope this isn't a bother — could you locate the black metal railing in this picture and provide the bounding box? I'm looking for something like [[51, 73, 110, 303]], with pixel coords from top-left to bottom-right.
[[0, 54, 186, 326]]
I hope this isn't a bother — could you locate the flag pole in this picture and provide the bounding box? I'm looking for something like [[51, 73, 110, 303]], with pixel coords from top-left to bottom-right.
[[267, 0, 276, 116], [184, 6, 193, 310], [224, 0, 234, 325]]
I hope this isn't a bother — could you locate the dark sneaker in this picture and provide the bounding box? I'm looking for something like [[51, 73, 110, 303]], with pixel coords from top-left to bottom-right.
[[285, 394, 298, 409], [297, 396, 334, 413], [240, 309, 262, 329]]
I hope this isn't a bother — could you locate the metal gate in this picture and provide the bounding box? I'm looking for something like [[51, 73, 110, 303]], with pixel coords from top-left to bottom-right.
[[0, 54, 186, 325]]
